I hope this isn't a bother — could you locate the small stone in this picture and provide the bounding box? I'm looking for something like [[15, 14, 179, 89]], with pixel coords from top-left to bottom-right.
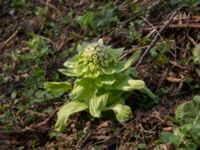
[[9, 9, 15, 16]]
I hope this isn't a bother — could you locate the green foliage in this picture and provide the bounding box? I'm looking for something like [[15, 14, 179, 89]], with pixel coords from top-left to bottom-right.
[[161, 95, 200, 149], [127, 2, 144, 15], [45, 21, 63, 37], [35, 7, 48, 16], [170, 0, 200, 6], [128, 22, 141, 43], [44, 82, 71, 93], [150, 40, 175, 58], [75, 7, 119, 34], [11, 0, 26, 8], [181, 0, 200, 6], [55, 101, 88, 131], [128, 21, 150, 45], [24, 35, 51, 62], [75, 12, 94, 30], [193, 44, 200, 64], [184, 76, 200, 91], [160, 132, 182, 145], [92, 8, 118, 29], [150, 40, 175, 67], [45, 39, 158, 131], [137, 143, 147, 149], [0, 33, 61, 131]]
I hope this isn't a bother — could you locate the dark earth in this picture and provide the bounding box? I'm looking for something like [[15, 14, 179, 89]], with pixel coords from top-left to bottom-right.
[[0, 0, 200, 149]]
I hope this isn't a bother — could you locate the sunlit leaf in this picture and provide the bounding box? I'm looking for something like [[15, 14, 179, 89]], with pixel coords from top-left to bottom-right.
[[109, 76, 145, 91], [175, 95, 200, 124], [193, 44, 200, 64], [103, 49, 141, 74], [70, 78, 97, 102], [109, 104, 132, 123], [44, 82, 71, 93], [59, 68, 79, 77], [111, 48, 124, 59], [55, 101, 88, 131], [89, 93, 109, 118], [95, 75, 116, 87], [63, 56, 78, 68]]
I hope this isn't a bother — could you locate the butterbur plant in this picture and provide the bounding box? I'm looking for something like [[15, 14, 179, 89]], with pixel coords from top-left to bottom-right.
[[44, 39, 158, 131]]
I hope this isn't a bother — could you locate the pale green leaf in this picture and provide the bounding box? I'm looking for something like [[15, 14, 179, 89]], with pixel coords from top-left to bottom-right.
[[103, 49, 141, 74], [193, 95, 200, 103], [91, 8, 119, 30], [75, 11, 94, 30], [59, 68, 79, 77], [77, 42, 88, 52], [109, 104, 132, 123], [63, 56, 78, 68], [137, 143, 147, 149], [97, 38, 104, 45], [70, 78, 97, 102], [111, 48, 124, 59], [193, 44, 200, 64], [44, 82, 71, 93], [55, 101, 88, 131], [173, 128, 185, 140], [175, 102, 185, 122], [160, 132, 182, 145], [175, 95, 200, 124], [95, 75, 116, 87], [106, 91, 124, 106], [89, 93, 109, 118], [109, 76, 145, 91], [118, 49, 141, 71], [106, 74, 158, 101], [83, 70, 100, 78]]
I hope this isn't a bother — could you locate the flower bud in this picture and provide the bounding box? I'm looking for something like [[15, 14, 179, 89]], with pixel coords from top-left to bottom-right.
[[79, 41, 113, 77]]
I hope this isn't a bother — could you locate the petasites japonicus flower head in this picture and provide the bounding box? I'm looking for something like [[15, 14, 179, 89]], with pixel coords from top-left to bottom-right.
[[77, 39, 117, 77], [81, 42, 111, 67], [58, 39, 143, 79]]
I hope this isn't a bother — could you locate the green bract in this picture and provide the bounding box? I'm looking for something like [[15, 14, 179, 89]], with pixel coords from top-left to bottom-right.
[[44, 39, 158, 131]]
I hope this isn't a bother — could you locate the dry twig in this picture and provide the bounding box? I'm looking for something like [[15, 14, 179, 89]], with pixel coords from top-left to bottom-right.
[[0, 108, 59, 135], [0, 27, 21, 51], [135, 6, 182, 68]]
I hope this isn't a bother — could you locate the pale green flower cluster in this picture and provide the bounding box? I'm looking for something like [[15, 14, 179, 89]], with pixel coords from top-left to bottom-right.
[[77, 40, 114, 77], [81, 43, 111, 67]]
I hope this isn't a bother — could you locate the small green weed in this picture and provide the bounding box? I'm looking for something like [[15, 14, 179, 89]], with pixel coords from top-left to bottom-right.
[[0, 34, 59, 130], [150, 40, 175, 58], [193, 44, 200, 64], [161, 95, 200, 149], [75, 7, 119, 34], [11, 0, 26, 8]]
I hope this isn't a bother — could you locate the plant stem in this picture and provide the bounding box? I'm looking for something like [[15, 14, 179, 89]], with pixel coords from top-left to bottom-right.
[[141, 86, 159, 103]]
